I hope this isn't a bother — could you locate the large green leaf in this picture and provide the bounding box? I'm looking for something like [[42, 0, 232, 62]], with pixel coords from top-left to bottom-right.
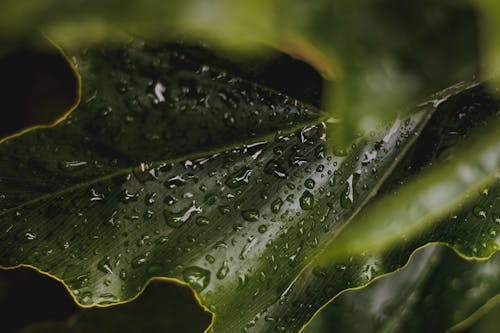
[[0, 0, 480, 142], [304, 245, 500, 333], [0, 38, 498, 333]]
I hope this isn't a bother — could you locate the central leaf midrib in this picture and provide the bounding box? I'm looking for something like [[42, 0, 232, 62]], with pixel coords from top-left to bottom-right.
[[0, 115, 328, 218]]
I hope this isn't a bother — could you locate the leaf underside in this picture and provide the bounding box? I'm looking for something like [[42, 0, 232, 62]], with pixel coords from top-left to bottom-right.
[[0, 39, 499, 333]]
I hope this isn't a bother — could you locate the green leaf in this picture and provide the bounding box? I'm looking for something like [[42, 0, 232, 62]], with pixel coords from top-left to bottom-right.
[[0, 38, 498, 333], [304, 245, 500, 333], [321, 116, 500, 260], [0, 0, 480, 142]]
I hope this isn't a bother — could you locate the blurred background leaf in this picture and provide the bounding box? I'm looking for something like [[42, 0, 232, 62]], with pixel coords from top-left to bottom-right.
[[0, 0, 485, 143], [304, 245, 500, 333]]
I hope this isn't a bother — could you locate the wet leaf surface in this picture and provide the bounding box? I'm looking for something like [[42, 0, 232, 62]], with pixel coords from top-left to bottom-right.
[[0, 38, 498, 333], [0, 0, 480, 142]]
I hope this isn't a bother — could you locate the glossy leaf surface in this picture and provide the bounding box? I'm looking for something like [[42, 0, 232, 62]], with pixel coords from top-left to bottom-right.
[[0, 0, 480, 142], [305, 245, 500, 333], [0, 39, 499, 333]]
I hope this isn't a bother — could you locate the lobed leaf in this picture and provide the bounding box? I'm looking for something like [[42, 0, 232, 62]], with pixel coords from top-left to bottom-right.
[[0, 0, 480, 142], [0, 38, 498, 333]]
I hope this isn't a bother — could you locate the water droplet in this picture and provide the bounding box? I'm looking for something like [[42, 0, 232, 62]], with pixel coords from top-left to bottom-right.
[[196, 216, 210, 226], [145, 192, 157, 205], [154, 81, 166, 103], [216, 260, 230, 279], [340, 173, 359, 209], [205, 254, 215, 264], [304, 178, 315, 189], [68, 274, 90, 290], [97, 256, 113, 274], [226, 167, 252, 188], [264, 160, 288, 179], [289, 154, 308, 167], [164, 195, 177, 206], [132, 256, 147, 268], [299, 191, 314, 210], [361, 150, 377, 165], [473, 206, 487, 219], [120, 189, 139, 203], [164, 175, 186, 188], [164, 201, 201, 228], [98, 293, 118, 305], [16, 228, 36, 243], [183, 266, 210, 292], [133, 163, 158, 183], [271, 198, 283, 214], [80, 291, 93, 305], [218, 205, 230, 215], [59, 161, 88, 171], [242, 209, 259, 222]]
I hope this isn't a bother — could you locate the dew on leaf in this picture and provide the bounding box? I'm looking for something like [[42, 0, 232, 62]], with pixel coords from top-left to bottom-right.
[[133, 163, 158, 183], [119, 269, 128, 281], [145, 192, 157, 205], [218, 205, 231, 215], [80, 291, 93, 305], [205, 254, 215, 264], [264, 160, 288, 179], [98, 293, 118, 304], [258, 225, 268, 233], [16, 228, 36, 243], [131, 256, 147, 268], [473, 206, 487, 219], [58, 160, 88, 171], [304, 178, 315, 189], [271, 198, 284, 214], [299, 191, 314, 210], [164, 195, 177, 205], [216, 260, 230, 279], [164, 201, 201, 228], [196, 216, 210, 226], [164, 175, 186, 188], [97, 256, 113, 274], [183, 266, 211, 292], [242, 209, 260, 222], [340, 173, 359, 209], [226, 167, 252, 188]]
